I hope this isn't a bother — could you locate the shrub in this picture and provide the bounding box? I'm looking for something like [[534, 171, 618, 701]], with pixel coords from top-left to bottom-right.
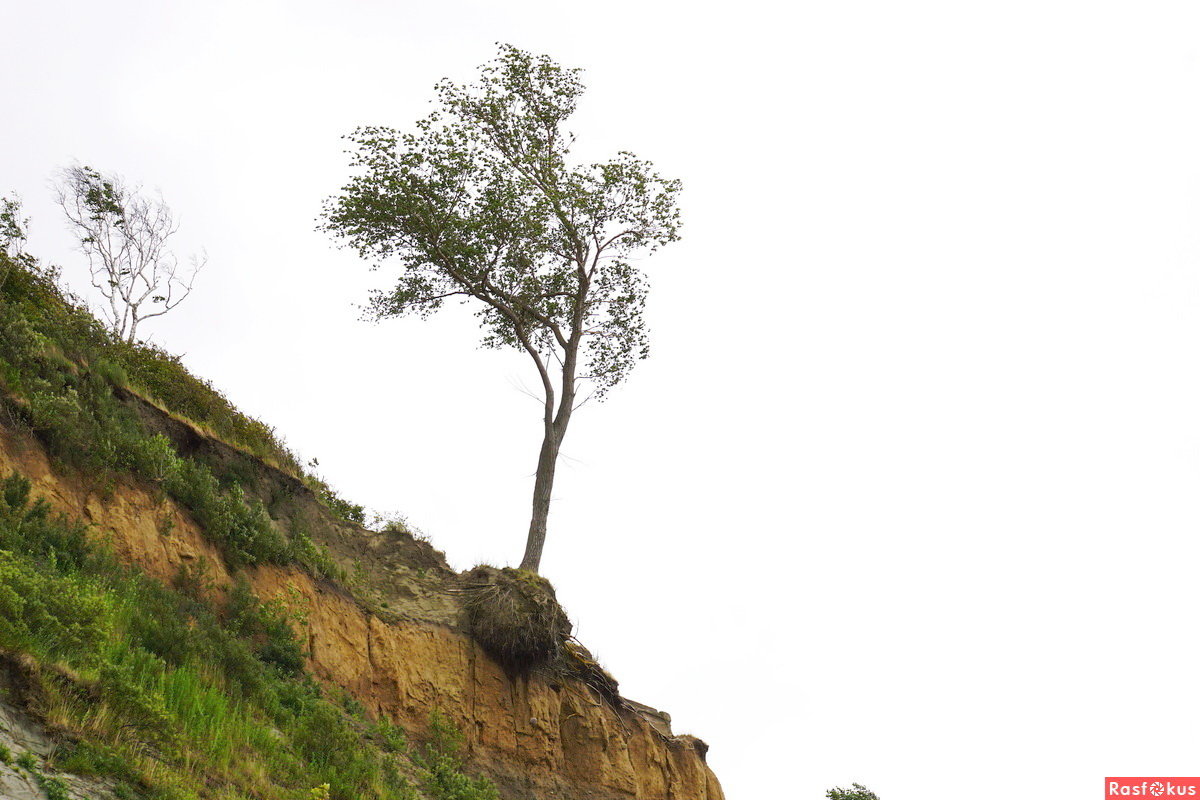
[[0, 551, 112, 663], [313, 479, 366, 525], [0, 253, 500, 800], [828, 784, 881, 800], [165, 460, 288, 567], [14, 749, 74, 800], [373, 718, 407, 753], [97, 651, 176, 749], [0, 473, 90, 570], [287, 528, 344, 581], [227, 577, 307, 676], [36, 772, 72, 800], [125, 433, 181, 484], [414, 711, 498, 800]]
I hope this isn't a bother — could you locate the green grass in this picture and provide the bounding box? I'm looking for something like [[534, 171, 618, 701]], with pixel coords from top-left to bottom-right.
[[0, 471, 494, 800], [0, 249, 359, 572]]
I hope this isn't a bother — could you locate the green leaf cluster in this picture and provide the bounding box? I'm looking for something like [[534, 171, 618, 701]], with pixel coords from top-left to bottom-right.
[[827, 783, 881, 800], [322, 43, 681, 398]]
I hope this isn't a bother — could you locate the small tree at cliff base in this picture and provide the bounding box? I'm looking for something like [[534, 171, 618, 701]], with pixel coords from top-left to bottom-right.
[[827, 783, 880, 800], [322, 44, 681, 572]]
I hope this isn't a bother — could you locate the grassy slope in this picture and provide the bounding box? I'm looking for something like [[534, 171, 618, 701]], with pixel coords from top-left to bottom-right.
[[0, 251, 498, 800]]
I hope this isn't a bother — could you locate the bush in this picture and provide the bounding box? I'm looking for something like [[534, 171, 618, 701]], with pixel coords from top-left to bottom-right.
[[414, 711, 498, 800], [107, 336, 299, 473], [227, 576, 307, 676], [55, 741, 136, 781], [164, 460, 288, 567], [828, 784, 881, 800], [0, 473, 90, 570], [0, 551, 112, 663], [310, 477, 366, 526], [125, 433, 181, 484], [373, 717, 407, 753]]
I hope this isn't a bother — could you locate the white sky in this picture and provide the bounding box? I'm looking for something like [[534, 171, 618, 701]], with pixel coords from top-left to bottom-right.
[[4, 1, 1200, 798]]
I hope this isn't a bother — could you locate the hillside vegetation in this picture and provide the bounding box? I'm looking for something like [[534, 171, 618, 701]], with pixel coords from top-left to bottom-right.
[[0, 249, 499, 800]]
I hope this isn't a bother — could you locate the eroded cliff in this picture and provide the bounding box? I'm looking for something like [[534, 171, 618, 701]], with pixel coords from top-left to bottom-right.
[[0, 407, 722, 800]]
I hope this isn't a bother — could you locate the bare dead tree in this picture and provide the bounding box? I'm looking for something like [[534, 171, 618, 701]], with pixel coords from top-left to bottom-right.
[[56, 165, 205, 342]]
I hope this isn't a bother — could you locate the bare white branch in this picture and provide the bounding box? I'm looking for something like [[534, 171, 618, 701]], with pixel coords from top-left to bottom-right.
[[55, 165, 204, 342]]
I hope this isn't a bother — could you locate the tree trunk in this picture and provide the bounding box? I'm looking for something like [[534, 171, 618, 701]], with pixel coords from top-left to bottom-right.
[[518, 276, 584, 573], [519, 425, 562, 572]]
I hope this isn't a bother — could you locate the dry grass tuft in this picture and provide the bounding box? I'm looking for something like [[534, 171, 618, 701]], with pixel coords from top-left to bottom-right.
[[458, 565, 572, 674], [559, 640, 621, 706]]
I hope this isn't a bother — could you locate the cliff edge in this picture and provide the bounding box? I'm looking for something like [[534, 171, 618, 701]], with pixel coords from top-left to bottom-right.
[[0, 380, 721, 800]]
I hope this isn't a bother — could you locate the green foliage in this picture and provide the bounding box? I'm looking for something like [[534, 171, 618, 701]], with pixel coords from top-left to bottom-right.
[[322, 43, 680, 397], [0, 478, 112, 662], [0, 475, 496, 800], [11, 749, 74, 800], [38, 772, 72, 800], [373, 717, 407, 753], [110, 336, 298, 471], [0, 473, 90, 570], [827, 783, 881, 800], [413, 711, 499, 800], [54, 741, 134, 781], [90, 357, 128, 388], [0, 246, 297, 470], [164, 459, 289, 567], [369, 510, 427, 542], [227, 576, 307, 675], [0, 551, 112, 663], [287, 527, 345, 582], [313, 480, 366, 525], [0, 194, 29, 268], [0, 238, 472, 800]]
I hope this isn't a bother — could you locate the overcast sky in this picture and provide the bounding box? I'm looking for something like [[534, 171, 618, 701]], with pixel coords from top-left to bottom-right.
[[4, 1, 1200, 798]]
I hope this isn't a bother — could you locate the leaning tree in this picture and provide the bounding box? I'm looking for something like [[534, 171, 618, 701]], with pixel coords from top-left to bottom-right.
[[56, 165, 204, 343], [321, 44, 681, 572]]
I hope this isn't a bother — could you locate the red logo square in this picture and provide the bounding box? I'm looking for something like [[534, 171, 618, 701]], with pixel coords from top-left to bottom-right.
[[1107, 778, 1200, 797]]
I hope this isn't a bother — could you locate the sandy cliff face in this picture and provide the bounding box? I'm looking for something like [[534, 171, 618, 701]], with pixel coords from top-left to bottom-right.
[[0, 421, 723, 800]]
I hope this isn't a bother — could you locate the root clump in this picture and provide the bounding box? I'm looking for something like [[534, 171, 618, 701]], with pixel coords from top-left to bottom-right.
[[458, 565, 572, 674]]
